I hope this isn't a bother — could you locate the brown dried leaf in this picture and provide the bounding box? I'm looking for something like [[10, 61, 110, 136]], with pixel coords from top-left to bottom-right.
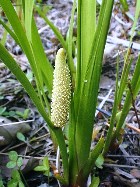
[[92, 125, 102, 140]]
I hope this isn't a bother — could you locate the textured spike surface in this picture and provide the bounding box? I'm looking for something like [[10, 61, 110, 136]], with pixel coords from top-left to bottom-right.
[[51, 48, 71, 127]]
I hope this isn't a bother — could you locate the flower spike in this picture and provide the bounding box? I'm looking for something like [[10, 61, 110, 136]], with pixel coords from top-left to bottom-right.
[[51, 48, 71, 127]]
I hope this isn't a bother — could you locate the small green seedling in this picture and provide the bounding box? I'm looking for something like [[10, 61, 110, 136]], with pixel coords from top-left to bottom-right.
[[1, 108, 30, 120], [16, 132, 26, 143], [34, 156, 50, 176], [7, 170, 24, 187], [17, 132, 31, 148], [6, 151, 24, 187], [15, 109, 30, 120], [6, 151, 23, 169]]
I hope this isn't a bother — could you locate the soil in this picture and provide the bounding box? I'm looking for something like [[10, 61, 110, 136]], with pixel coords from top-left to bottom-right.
[[0, 0, 140, 187]]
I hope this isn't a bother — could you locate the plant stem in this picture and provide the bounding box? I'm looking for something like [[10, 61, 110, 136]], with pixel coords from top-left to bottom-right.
[[19, 169, 29, 187]]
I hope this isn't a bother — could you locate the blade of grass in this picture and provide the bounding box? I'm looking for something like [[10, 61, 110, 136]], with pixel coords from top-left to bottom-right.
[[34, 6, 75, 86], [68, 0, 85, 183], [103, 56, 119, 155], [76, 0, 82, 91], [74, 0, 114, 171], [117, 55, 132, 105], [81, 0, 96, 80], [0, 0, 53, 96], [34, 4, 77, 84], [34, 5, 67, 50], [68, 2, 79, 183], [22, 0, 53, 95], [31, 16, 53, 91], [114, 55, 140, 139], [25, 0, 34, 41], [31, 17, 53, 101], [80, 138, 104, 182], [35, 3, 76, 85], [69, 97, 79, 185], [117, 0, 140, 104], [0, 42, 51, 127], [0, 21, 8, 45], [16, 0, 24, 26], [120, 0, 129, 12], [31, 18, 57, 146], [0, 19, 19, 44], [111, 0, 140, 140], [0, 0, 42, 90], [66, 0, 76, 86]]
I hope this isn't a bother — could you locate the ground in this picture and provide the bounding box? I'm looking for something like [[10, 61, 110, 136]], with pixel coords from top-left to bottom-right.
[[0, 0, 140, 186]]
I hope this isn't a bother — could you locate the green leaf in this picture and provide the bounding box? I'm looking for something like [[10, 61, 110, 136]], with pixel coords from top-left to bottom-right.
[[82, 138, 104, 179], [8, 111, 16, 117], [8, 151, 18, 161], [7, 179, 18, 187], [44, 171, 50, 176], [103, 58, 119, 155], [95, 154, 104, 169], [0, 21, 8, 46], [34, 166, 48, 172], [66, 0, 76, 83], [23, 109, 30, 120], [25, 0, 34, 41], [43, 157, 49, 170], [35, 5, 67, 50], [15, 111, 24, 118], [115, 55, 140, 139], [0, 19, 19, 45], [0, 42, 52, 128], [31, 18, 53, 96], [11, 170, 20, 180], [18, 181, 25, 187], [6, 161, 16, 169], [90, 176, 100, 187], [115, 111, 122, 122], [117, 0, 140, 104], [120, 0, 129, 12], [0, 107, 6, 115], [17, 157, 23, 168], [80, 0, 96, 80], [74, 0, 114, 171], [0, 0, 49, 99], [17, 132, 26, 142]]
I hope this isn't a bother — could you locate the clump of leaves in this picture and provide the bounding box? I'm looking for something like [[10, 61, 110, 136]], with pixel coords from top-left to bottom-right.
[[6, 151, 24, 187], [34, 157, 51, 185], [34, 156, 50, 177], [7, 170, 24, 187], [0, 107, 30, 120], [6, 151, 23, 169]]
